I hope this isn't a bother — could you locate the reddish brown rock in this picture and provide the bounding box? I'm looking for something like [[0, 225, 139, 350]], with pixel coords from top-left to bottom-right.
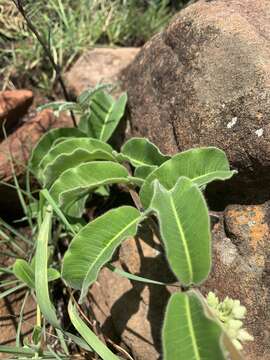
[[202, 203, 270, 360], [0, 90, 33, 138], [0, 109, 72, 218], [123, 0, 270, 204], [0, 288, 36, 358], [66, 48, 140, 97]]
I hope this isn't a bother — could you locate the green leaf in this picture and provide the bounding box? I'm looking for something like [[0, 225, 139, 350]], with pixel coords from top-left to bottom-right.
[[107, 264, 168, 286], [62, 206, 142, 302], [77, 84, 111, 106], [29, 128, 86, 176], [68, 300, 119, 360], [79, 91, 127, 141], [49, 161, 134, 217], [0, 345, 35, 356], [150, 178, 211, 285], [38, 101, 79, 113], [40, 137, 114, 171], [35, 205, 60, 328], [120, 137, 169, 167], [13, 259, 35, 288], [134, 165, 158, 179], [13, 259, 60, 289], [140, 147, 237, 208], [40, 138, 116, 186], [40, 189, 76, 235], [162, 291, 225, 360]]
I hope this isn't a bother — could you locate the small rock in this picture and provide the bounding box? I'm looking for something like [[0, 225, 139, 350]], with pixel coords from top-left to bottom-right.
[[0, 109, 72, 218], [0, 90, 33, 138], [224, 203, 270, 269], [66, 48, 140, 97]]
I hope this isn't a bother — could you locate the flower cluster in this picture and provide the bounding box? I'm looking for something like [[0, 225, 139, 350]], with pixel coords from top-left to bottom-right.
[[207, 292, 254, 350]]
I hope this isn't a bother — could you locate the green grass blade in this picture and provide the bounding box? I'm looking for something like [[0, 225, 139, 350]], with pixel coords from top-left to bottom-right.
[[68, 300, 119, 360], [41, 189, 75, 235], [107, 264, 170, 286], [0, 284, 25, 300], [16, 290, 29, 346], [0, 345, 35, 356], [35, 205, 60, 328], [0, 218, 32, 245]]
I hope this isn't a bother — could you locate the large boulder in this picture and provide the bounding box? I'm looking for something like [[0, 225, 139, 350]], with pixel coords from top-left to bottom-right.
[[123, 0, 270, 205]]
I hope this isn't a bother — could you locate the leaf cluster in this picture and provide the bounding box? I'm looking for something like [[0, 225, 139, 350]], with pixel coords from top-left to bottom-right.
[[0, 86, 247, 360]]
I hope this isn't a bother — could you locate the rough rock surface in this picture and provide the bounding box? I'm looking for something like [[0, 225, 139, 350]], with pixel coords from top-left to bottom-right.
[[90, 203, 270, 360], [0, 90, 33, 138], [66, 47, 140, 96], [90, 226, 176, 360], [0, 232, 35, 358], [123, 0, 270, 205], [203, 203, 270, 360], [0, 289, 36, 357]]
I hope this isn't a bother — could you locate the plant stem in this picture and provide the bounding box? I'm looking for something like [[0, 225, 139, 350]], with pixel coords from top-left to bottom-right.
[[11, 0, 77, 127]]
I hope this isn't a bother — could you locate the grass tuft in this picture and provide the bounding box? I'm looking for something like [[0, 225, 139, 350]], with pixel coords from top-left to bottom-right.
[[0, 0, 187, 94]]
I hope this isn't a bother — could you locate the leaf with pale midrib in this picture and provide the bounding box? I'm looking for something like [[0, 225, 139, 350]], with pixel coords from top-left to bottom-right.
[[43, 148, 116, 187], [62, 206, 142, 302], [29, 128, 86, 176], [80, 91, 127, 141], [13, 259, 59, 289], [162, 291, 226, 360], [140, 147, 237, 208], [150, 178, 211, 285], [40, 137, 114, 172], [120, 137, 169, 167], [49, 161, 134, 217]]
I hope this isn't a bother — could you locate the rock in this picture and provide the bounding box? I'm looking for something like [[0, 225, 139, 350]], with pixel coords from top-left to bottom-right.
[[90, 226, 176, 360], [0, 288, 36, 357], [0, 109, 72, 218], [202, 203, 270, 360], [123, 0, 270, 205], [0, 229, 35, 357], [0, 90, 33, 138], [90, 204, 270, 360], [66, 48, 140, 96]]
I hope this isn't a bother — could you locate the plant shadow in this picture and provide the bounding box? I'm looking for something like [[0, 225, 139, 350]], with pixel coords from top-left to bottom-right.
[[102, 226, 177, 358]]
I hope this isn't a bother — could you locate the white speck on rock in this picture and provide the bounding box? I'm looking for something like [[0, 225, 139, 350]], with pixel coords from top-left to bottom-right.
[[219, 237, 238, 266], [255, 128, 264, 137], [227, 117, 237, 129]]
